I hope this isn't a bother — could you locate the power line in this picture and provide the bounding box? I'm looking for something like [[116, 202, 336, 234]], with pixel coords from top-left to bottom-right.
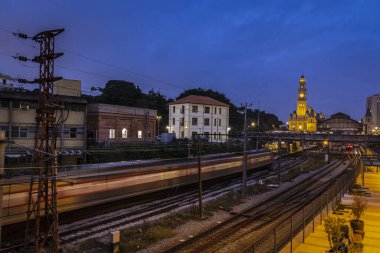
[[2, 27, 185, 93], [56, 46, 186, 91], [55, 64, 114, 79]]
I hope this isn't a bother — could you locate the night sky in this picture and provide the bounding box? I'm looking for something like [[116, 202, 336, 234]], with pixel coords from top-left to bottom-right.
[[1, 0, 379, 122]]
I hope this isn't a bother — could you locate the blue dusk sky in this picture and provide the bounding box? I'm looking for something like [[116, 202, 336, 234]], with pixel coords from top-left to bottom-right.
[[1, 0, 379, 121]]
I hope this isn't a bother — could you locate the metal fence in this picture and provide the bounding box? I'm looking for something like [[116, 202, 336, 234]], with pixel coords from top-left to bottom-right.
[[242, 167, 357, 253]]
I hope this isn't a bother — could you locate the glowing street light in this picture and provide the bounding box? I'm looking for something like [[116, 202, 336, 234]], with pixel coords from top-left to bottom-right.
[[156, 115, 162, 135]]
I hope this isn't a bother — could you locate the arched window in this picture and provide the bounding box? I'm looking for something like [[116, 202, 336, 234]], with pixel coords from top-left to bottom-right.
[[122, 128, 128, 138]]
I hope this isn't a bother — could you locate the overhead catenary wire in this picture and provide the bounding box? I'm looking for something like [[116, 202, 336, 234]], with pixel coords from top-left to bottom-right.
[[2, 27, 179, 94], [56, 46, 186, 91]]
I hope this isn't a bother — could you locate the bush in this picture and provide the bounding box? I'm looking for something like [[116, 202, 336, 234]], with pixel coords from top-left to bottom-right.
[[323, 215, 346, 252], [351, 193, 367, 221]]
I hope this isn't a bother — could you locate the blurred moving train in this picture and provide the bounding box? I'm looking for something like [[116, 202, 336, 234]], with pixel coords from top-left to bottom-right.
[[2, 151, 274, 225]]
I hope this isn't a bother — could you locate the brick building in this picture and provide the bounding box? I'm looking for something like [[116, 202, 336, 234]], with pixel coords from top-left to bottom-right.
[[87, 103, 157, 143]]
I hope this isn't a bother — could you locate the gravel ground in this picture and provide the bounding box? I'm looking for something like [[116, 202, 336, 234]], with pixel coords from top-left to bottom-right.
[[139, 161, 347, 253]]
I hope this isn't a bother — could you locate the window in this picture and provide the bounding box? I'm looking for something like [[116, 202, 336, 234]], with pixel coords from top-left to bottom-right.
[[192, 118, 198, 126], [192, 106, 198, 113], [138, 130, 142, 139], [204, 118, 210, 126], [64, 128, 80, 138], [219, 119, 222, 126], [214, 132, 216, 140], [69, 128, 77, 138], [11, 126, 19, 138], [214, 119, 217, 126], [109, 129, 115, 139], [219, 108, 222, 114], [0, 126, 9, 137], [173, 106, 176, 113], [0, 100, 10, 108], [192, 131, 197, 138], [172, 118, 176, 125], [214, 107, 217, 114], [181, 131, 184, 138], [181, 105, 185, 113], [205, 107, 210, 113], [122, 128, 128, 138], [219, 132, 221, 140], [9, 126, 28, 138], [20, 127, 28, 138]]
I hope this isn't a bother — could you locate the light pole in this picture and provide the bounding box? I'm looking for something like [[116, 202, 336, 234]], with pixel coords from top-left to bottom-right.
[[241, 103, 252, 197], [256, 95, 261, 150], [156, 116, 162, 136]]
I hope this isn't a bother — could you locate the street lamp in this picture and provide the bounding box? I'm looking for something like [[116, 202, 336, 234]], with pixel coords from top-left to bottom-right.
[[251, 122, 255, 127], [156, 115, 162, 135]]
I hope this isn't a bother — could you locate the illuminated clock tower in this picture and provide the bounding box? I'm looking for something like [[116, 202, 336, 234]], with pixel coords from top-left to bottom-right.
[[296, 75, 307, 117], [288, 75, 324, 132]]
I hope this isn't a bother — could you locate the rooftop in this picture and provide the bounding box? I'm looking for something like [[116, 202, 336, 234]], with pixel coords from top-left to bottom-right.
[[169, 95, 229, 107], [87, 103, 157, 117], [0, 89, 87, 104]]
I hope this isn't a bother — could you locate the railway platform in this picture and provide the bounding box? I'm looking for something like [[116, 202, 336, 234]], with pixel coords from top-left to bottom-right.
[[293, 171, 380, 253]]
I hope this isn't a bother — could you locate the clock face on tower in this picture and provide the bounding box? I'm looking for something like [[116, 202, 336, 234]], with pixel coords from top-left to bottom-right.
[[299, 93, 305, 98]]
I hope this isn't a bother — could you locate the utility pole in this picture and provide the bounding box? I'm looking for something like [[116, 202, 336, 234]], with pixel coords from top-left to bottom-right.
[[197, 135, 203, 217], [256, 95, 261, 150], [278, 138, 282, 184], [0, 131, 5, 246], [242, 103, 251, 197], [14, 29, 64, 253], [156, 115, 161, 136]]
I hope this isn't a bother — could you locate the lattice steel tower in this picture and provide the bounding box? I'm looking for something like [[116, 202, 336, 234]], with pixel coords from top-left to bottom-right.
[[24, 29, 64, 253]]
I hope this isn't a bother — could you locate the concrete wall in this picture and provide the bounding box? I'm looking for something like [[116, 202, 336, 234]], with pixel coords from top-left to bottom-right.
[[53, 79, 81, 97], [0, 101, 86, 151]]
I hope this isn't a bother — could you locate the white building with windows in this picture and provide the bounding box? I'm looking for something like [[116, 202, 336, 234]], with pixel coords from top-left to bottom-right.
[[168, 95, 230, 142]]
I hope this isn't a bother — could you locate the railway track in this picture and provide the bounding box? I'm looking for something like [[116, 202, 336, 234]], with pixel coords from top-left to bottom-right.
[[2, 149, 323, 252], [162, 158, 346, 253], [58, 157, 306, 244]]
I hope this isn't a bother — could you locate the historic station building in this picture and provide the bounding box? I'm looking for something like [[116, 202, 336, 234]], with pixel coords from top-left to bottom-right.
[[318, 112, 362, 134], [288, 75, 324, 132]]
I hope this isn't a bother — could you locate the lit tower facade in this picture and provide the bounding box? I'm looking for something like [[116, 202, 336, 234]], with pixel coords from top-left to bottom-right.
[[296, 75, 307, 117], [289, 75, 324, 132]]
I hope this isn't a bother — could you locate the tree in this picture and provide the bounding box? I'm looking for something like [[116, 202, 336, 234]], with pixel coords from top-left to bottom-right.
[[177, 88, 233, 106], [99, 80, 144, 106]]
